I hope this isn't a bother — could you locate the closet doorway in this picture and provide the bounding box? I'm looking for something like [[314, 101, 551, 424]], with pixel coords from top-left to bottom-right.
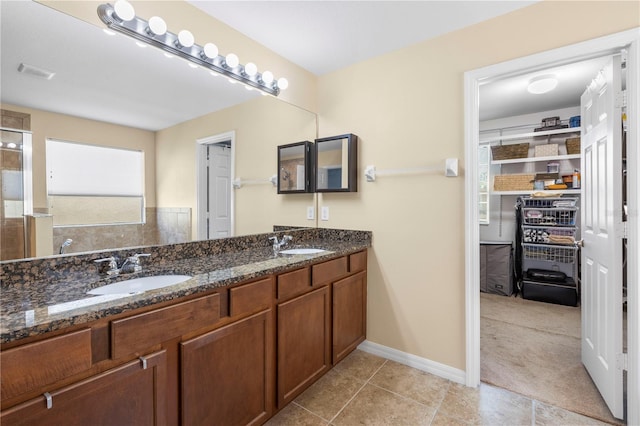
[[464, 28, 639, 426]]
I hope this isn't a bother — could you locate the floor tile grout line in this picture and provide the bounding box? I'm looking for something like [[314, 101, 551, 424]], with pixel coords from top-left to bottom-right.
[[326, 359, 388, 425], [291, 401, 333, 424], [425, 380, 454, 425]]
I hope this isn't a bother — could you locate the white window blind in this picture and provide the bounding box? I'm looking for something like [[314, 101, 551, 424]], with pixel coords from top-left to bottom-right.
[[46, 139, 143, 196]]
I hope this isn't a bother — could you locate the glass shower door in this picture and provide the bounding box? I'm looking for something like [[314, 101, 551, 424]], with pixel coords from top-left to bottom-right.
[[0, 128, 32, 260]]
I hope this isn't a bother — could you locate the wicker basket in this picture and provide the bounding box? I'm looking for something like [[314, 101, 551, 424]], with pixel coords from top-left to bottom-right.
[[491, 143, 529, 160], [566, 137, 581, 155], [494, 174, 535, 191]]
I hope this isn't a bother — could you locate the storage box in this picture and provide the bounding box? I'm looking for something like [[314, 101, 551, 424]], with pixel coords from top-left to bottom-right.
[[491, 143, 529, 160], [494, 174, 534, 191], [566, 137, 580, 155], [521, 279, 578, 306], [534, 143, 558, 157]]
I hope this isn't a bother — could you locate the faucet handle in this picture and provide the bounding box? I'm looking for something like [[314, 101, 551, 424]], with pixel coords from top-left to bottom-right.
[[130, 253, 151, 260], [121, 253, 151, 273], [94, 256, 119, 275]]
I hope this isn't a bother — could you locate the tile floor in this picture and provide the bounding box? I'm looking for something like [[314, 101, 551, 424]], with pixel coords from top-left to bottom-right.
[[266, 349, 613, 426]]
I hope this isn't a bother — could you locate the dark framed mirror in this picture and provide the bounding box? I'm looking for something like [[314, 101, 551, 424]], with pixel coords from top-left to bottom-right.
[[277, 141, 314, 194], [314, 134, 358, 192]]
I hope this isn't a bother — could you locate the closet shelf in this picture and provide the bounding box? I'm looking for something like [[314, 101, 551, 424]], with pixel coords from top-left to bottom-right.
[[480, 127, 580, 144], [491, 153, 580, 165], [492, 189, 581, 196]]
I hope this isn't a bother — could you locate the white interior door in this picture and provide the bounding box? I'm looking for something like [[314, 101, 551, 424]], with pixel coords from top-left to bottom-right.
[[208, 144, 231, 238], [580, 54, 624, 419]]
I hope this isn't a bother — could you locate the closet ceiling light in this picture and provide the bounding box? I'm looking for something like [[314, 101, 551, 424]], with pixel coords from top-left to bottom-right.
[[97, 0, 287, 96], [527, 75, 558, 94]]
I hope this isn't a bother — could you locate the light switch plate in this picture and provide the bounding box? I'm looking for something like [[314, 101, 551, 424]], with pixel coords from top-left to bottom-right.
[[307, 206, 315, 220], [321, 206, 329, 221]]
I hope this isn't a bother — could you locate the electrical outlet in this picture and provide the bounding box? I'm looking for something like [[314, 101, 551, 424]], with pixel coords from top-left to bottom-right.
[[307, 206, 315, 220], [321, 206, 329, 221]]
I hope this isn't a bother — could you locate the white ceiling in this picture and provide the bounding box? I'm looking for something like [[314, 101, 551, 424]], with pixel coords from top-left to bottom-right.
[[188, 1, 538, 76], [1, 0, 609, 130]]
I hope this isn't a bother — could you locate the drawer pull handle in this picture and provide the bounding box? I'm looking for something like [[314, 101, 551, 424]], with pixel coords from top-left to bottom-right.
[[43, 392, 53, 409], [139, 356, 148, 369]]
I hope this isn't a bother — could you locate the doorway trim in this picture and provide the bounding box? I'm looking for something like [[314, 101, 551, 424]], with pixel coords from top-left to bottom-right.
[[464, 28, 640, 424], [196, 131, 236, 240]]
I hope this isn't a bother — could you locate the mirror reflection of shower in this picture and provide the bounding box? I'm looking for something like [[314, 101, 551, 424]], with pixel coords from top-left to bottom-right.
[[0, 127, 33, 260]]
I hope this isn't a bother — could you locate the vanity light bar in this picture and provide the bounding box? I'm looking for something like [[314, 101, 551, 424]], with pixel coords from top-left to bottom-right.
[[97, 2, 285, 96]]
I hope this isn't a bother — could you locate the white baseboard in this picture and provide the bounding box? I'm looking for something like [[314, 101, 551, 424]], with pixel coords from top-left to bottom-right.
[[357, 340, 467, 386]]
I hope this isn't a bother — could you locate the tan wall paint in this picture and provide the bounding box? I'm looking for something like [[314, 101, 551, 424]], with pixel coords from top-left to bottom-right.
[[40, 0, 317, 112], [1, 103, 156, 210], [155, 96, 317, 240], [317, 1, 639, 369]]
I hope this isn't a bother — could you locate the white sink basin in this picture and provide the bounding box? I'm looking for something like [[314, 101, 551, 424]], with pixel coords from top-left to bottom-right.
[[87, 275, 192, 295], [279, 248, 327, 255]]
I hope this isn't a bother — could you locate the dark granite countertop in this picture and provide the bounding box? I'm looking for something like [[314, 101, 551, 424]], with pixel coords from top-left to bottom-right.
[[1, 229, 371, 345]]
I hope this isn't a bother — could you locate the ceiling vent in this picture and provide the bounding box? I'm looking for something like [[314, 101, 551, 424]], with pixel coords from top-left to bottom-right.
[[17, 62, 55, 80]]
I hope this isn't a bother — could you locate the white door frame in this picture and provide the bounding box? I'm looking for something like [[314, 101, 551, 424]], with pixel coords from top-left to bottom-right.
[[196, 131, 236, 240], [464, 28, 640, 424]]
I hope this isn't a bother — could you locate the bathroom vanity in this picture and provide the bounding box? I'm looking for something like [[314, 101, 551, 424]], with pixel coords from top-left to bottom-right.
[[0, 228, 370, 425]]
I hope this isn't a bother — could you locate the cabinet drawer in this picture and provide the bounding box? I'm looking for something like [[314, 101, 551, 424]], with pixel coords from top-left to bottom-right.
[[1, 328, 92, 401], [111, 293, 220, 359], [349, 251, 367, 273], [312, 257, 348, 286], [229, 277, 273, 317], [277, 268, 310, 301]]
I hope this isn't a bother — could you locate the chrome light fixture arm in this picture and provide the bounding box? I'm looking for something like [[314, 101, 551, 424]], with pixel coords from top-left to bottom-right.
[[97, 2, 283, 96]]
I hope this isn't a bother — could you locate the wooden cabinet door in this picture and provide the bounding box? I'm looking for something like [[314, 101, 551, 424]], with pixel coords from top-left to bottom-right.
[[277, 286, 330, 407], [333, 271, 367, 364], [181, 310, 273, 426], [0, 350, 167, 426]]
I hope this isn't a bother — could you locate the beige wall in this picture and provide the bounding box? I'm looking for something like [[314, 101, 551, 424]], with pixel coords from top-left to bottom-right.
[[316, 1, 639, 370], [1, 103, 156, 210], [155, 96, 317, 239], [40, 0, 317, 112]]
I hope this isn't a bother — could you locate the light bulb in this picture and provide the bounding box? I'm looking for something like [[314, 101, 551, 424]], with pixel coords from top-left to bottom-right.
[[202, 43, 218, 60], [225, 53, 239, 68], [8, 142, 17, 149], [177, 30, 194, 48], [113, 0, 135, 22], [277, 77, 289, 90], [147, 16, 167, 36], [261, 71, 274, 84], [244, 62, 258, 77]]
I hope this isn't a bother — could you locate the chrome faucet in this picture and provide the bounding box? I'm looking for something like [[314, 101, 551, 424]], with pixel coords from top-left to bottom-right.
[[94, 253, 151, 275], [93, 256, 120, 276], [269, 235, 292, 254], [120, 253, 151, 274]]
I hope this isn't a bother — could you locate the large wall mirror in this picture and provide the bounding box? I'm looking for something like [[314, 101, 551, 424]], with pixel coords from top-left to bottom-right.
[[315, 134, 358, 192], [0, 1, 317, 261]]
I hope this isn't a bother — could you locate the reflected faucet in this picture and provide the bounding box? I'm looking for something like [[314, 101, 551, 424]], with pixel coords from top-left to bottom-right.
[[269, 235, 292, 254], [59, 239, 73, 254]]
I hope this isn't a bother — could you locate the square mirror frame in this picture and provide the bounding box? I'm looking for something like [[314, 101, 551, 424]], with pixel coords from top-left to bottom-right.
[[314, 133, 358, 193], [277, 140, 315, 194]]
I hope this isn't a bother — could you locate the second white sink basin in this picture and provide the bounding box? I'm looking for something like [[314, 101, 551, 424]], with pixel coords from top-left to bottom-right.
[[87, 275, 192, 295], [279, 248, 327, 255]]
